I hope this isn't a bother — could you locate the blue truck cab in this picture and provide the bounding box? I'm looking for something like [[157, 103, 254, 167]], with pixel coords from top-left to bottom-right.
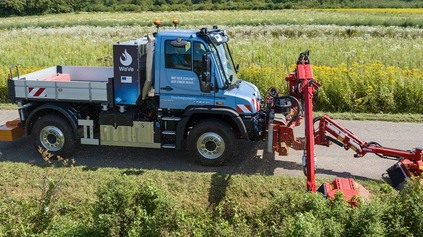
[[154, 28, 261, 114], [149, 27, 264, 164], [6, 26, 267, 166]]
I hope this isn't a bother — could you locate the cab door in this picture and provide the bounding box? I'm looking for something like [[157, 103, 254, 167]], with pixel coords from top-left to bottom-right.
[[159, 38, 214, 109]]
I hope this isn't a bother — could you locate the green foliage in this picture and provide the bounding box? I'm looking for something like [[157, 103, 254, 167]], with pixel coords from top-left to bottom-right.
[[0, 198, 36, 236], [207, 198, 252, 236], [256, 190, 388, 237], [93, 176, 180, 237], [0, 161, 422, 236], [383, 179, 423, 237]]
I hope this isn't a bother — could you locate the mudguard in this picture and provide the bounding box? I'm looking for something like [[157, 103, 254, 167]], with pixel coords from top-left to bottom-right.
[[26, 102, 79, 138], [175, 106, 249, 149]]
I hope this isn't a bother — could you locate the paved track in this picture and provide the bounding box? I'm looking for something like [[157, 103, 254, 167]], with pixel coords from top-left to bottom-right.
[[1, 110, 423, 181]]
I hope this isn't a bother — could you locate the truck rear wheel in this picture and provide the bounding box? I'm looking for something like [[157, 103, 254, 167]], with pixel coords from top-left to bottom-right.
[[188, 119, 235, 166], [32, 114, 76, 158]]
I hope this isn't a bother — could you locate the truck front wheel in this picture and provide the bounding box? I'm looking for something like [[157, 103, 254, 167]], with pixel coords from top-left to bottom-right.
[[32, 114, 76, 158], [188, 120, 235, 166]]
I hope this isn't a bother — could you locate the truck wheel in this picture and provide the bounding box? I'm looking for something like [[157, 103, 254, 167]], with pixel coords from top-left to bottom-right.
[[188, 120, 235, 166], [32, 114, 76, 158]]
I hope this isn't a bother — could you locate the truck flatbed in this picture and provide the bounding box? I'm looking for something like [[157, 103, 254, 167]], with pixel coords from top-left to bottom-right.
[[10, 66, 113, 103]]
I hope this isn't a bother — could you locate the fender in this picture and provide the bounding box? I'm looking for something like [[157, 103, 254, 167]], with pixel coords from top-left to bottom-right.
[[175, 106, 249, 149], [26, 102, 79, 138]]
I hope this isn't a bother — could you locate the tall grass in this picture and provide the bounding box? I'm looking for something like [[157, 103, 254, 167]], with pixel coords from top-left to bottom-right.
[[1, 10, 423, 30], [1, 25, 422, 70], [1, 11, 423, 113]]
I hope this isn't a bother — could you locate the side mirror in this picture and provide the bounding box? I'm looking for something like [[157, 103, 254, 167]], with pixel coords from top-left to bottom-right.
[[200, 52, 213, 92], [203, 53, 211, 82]]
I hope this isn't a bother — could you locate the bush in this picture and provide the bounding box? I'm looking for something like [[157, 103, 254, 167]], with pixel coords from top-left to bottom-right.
[[93, 176, 180, 237], [383, 178, 423, 237], [255, 190, 392, 237], [0, 198, 37, 236], [207, 198, 252, 236]]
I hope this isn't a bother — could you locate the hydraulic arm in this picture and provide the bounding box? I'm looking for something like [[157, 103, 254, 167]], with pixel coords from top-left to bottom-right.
[[267, 50, 320, 192], [315, 114, 423, 189]]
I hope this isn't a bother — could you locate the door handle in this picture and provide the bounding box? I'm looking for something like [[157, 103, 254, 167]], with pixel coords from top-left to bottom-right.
[[160, 86, 174, 91]]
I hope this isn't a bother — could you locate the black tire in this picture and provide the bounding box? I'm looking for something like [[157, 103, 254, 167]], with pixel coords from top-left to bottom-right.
[[187, 119, 235, 166], [32, 114, 76, 158]]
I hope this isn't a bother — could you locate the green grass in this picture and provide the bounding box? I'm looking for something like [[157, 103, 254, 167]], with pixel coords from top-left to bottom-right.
[[1, 10, 423, 30], [0, 162, 307, 213], [0, 103, 17, 110], [0, 161, 384, 217]]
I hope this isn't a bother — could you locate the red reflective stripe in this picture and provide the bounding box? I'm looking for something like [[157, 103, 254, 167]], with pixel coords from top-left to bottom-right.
[[33, 88, 45, 97], [236, 104, 252, 113], [245, 104, 251, 112]]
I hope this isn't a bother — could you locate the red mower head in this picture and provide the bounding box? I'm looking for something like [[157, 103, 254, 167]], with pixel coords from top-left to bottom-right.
[[318, 177, 371, 206]]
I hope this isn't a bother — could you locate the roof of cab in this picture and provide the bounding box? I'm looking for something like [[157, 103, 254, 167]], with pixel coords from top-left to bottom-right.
[[156, 29, 200, 38]]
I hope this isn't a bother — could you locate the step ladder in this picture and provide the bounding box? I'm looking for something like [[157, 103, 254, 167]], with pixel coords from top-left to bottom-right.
[[160, 116, 181, 149]]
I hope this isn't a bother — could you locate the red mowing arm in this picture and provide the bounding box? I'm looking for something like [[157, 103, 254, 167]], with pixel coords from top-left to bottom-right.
[[314, 115, 423, 180]]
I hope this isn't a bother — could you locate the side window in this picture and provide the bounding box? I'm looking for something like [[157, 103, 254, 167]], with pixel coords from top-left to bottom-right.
[[165, 40, 192, 70]]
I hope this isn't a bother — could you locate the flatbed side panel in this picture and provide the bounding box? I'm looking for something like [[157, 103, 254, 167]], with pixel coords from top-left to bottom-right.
[[14, 80, 56, 99], [91, 82, 109, 101], [14, 80, 108, 102], [56, 81, 91, 100]]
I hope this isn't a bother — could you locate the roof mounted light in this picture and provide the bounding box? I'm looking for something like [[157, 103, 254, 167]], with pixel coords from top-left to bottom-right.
[[153, 18, 163, 32], [172, 18, 180, 29]]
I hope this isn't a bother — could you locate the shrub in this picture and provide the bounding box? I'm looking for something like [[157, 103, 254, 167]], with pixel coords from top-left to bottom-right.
[[93, 176, 180, 237], [207, 198, 252, 236], [0, 198, 37, 236], [383, 178, 423, 237], [255, 190, 393, 237]]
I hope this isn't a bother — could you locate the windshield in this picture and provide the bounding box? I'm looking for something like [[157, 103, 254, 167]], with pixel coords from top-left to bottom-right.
[[209, 42, 238, 87]]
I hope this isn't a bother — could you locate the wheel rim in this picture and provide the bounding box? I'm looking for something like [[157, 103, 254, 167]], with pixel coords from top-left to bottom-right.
[[196, 132, 225, 160], [40, 126, 65, 152]]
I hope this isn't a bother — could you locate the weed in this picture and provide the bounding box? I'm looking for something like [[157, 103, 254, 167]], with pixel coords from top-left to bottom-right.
[[32, 147, 75, 234]]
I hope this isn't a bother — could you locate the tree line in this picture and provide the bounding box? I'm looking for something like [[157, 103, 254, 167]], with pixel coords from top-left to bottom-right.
[[1, 0, 423, 17]]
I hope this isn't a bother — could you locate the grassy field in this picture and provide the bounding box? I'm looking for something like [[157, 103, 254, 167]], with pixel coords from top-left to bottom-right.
[[1, 10, 423, 113], [1, 9, 423, 29]]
